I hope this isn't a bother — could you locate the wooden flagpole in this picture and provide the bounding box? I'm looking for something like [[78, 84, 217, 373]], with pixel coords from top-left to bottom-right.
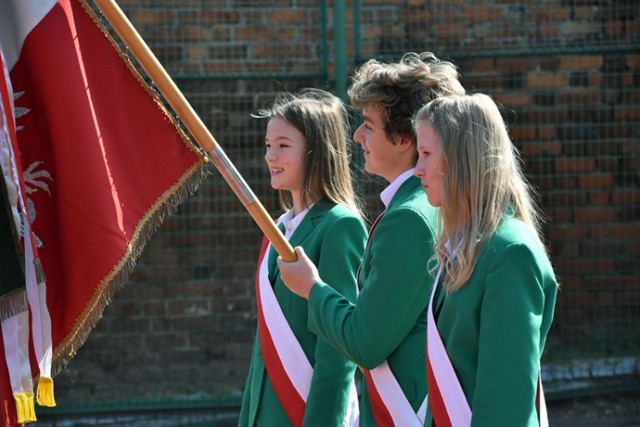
[[92, 0, 296, 262]]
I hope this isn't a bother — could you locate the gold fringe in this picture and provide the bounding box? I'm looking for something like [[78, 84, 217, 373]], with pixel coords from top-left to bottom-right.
[[52, 162, 208, 372], [14, 392, 36, 424], [36, 376, 56, 407], [34, 258, 47, 284], [78, 0, 208, 161], [47, 1, 210, 373], [0, 289, 28, 322]]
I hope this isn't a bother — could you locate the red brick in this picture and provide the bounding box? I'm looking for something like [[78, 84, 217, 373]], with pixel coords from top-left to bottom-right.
[[575, 208, 617, 222], [555, 157, 596, 172], [578, 174, 615, 189], [529, 6, 570, 20], [547, 225, 590, 240], [611, 224, 640, 238], [591, 225, 609, 238], [560, 55, 603, 70], [527, 71, 567, 88], [494, 92, 532, 106], [522, 142, 562, 157], [589, 191, 609, 206]]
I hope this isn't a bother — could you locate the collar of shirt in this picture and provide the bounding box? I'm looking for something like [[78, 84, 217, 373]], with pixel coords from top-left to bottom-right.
[[380, 168, 415, 207], [279, 205, 313, 239]]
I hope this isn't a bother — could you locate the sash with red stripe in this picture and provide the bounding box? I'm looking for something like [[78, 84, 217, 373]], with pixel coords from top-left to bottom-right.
[[426, 266, 548, 427], [255, 234, 359, 426], [363, 363, 426, 426]]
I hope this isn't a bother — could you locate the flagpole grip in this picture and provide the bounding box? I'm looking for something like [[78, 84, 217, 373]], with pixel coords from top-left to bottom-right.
[[93, 0, 296, 262]]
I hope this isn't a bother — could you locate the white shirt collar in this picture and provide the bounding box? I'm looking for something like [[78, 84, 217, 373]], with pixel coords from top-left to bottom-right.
[[380, 169, 415, 207], [279, 205, 312, 239]]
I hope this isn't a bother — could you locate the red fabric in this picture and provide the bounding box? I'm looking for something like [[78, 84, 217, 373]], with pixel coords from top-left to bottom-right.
[[255, 235, 306, 426], [0, 1, 203, 424], [363, 369, 395, 427], [427, 356, 452, 427]]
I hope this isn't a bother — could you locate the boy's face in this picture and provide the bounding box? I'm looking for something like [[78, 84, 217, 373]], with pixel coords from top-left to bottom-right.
[[353, 105, 398, 181]]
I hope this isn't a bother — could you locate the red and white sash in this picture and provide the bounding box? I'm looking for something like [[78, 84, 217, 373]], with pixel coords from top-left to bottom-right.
[[426, 266, 548, 427], [255, 236, 359, 427], [364, 364, 427, 426]]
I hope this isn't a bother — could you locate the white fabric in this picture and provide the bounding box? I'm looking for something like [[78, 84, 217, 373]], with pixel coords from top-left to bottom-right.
[[257, 214, 359, 426], [0, 0, 57, 70], [1, 312, 33, 394], [368, 361, 426, 426], [380, 168, 414, 207], [538, 375, 548, 427], [427, 266, 472, 426]]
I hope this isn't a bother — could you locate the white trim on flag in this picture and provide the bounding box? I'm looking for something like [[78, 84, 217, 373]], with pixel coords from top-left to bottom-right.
[[0, 0, 57, 70]]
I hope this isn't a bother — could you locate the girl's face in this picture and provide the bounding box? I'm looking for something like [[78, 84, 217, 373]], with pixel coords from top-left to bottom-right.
[[264, 117, 307, 194], [414, 122, 444, 207]]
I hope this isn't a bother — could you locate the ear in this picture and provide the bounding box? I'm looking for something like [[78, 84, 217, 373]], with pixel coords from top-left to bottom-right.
[[395, 135, 414, 152]]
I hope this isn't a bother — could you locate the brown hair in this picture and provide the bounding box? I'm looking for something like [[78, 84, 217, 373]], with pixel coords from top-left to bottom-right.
[[348, 52, 465, 146], [255, 88, 361, 215]]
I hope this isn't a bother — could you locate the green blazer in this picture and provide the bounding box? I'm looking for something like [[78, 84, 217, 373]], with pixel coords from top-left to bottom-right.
[[426, 216, 557, 426], [307, 177, 438, 426], [239, 202, 367, 426]]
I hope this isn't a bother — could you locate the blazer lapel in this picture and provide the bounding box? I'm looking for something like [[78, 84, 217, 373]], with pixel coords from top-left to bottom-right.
[[386, 175, 422, 211], [267, 203, 331, 284]]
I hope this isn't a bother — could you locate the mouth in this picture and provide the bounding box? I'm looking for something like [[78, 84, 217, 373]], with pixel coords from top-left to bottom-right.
[[270, 167, 284, 176]]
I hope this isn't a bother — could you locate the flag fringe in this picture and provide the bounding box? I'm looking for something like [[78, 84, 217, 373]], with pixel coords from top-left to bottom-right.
[[52, 162, 208, 373], [14, 392, 36, 424], [79, 0, 208, 160], [47, 0, 210, 374], [36, 376, 55, 407], [0, 289, 28, 322]]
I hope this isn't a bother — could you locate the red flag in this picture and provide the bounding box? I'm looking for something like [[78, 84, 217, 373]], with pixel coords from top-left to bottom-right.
[[0, 0, 206, 424]]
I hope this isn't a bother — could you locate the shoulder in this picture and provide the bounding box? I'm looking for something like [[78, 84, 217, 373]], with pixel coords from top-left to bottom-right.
[[485, 217, 542, 253], [384, 188, 437, 233], [312, 202, 366, 232], [480, 217, 554, 277]]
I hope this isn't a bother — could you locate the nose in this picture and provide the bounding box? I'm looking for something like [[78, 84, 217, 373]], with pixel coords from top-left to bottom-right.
[[265, 147, 276, 162], [414, 157, 424, 177], [353, 124, 364, 145]]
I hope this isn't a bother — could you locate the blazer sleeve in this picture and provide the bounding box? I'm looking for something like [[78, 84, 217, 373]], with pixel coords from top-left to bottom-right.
[[471, 241, 552, 426], [307, 206, 434, 369], [303, 214, 366, 426]]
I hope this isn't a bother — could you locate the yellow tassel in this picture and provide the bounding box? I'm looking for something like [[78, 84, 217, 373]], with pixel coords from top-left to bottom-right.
[[14, 392, 37, 424], [36, 376, 56, 407]]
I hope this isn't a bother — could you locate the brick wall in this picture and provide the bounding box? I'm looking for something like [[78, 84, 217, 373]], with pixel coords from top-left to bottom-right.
[[54, 0, 639, 405]]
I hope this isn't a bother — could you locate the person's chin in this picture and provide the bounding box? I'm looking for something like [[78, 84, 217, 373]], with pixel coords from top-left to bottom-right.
[[270, 179, 283, 190]]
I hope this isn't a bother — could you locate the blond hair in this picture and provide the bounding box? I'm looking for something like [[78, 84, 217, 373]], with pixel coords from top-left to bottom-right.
[[414, 94, 545, 292]]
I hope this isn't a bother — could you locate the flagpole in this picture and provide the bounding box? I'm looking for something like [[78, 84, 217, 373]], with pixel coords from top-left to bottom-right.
[[92, 0, 296, 262]]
